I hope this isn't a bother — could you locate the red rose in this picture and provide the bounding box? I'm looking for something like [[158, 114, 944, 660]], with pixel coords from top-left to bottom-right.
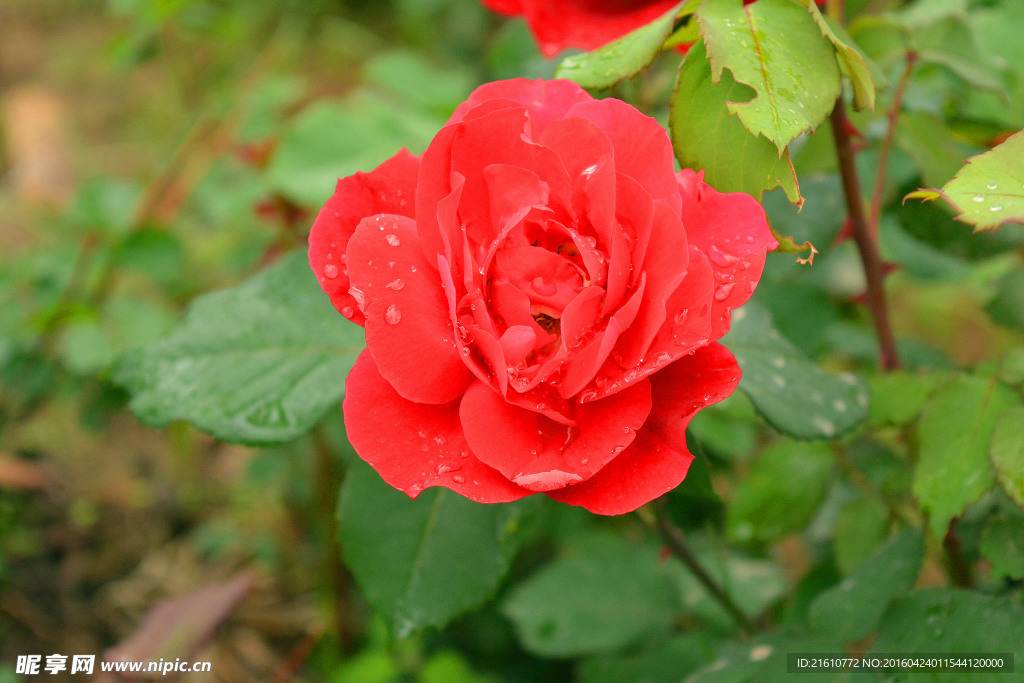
[[309, 79, 776, 514], [483, 0, 826, 57]]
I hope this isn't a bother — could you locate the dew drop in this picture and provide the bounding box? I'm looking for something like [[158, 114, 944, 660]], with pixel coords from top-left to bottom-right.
[[384, 304, 402, 325], [580, 458, 589, 466], [531, 276, 557, 296], [674, 308, 690, 325], [451, 474, 466, 484], [385, 234, 401, 247], [341, 306, 355, 318], [973, 194, 985, 203], [322, 263, 339, 279], [990, 204, 1004, 212], [433, 434, 446, 445], [436, 464, 453, 475], [987, 182, 998, 190], [579, 390, 598, 403], [386, 278, 406, 290], [714, 282, 735, 301], [708, 244, 739, 267], [349, 287, 366, 310]]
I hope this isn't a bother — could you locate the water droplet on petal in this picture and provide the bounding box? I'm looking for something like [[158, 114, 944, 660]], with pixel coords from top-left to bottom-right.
[[341, 306, 355, 318], [987, 182, 998, 190], [386, 278, 405, 290], [531, 276, 557, 296], [436, 464, 453, 475], [349, 287, 366, 310], [973, 194, 985, 203], [323, 263, 339, 279], [708, 244, 739, 267], [991, 204, 1004, 212], [384, 305, 402, 325], [451, 474, 466, 484], [714, 282, 735, 301], [674, 308, 689, 325], [385, 234, 400, 247]]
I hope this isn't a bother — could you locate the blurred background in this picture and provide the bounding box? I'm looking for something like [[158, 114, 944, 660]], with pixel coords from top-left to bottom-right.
[[0, 1, 556, 680]]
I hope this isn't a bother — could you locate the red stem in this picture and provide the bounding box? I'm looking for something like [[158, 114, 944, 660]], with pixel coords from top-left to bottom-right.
[[868, 52, 918, 237], [830, 99, 901, 371]]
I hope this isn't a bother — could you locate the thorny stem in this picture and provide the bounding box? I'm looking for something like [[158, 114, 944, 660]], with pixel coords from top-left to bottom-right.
[[868, 52, 918, 237], [829, 99, 901, 371], [648, 500, 757, 636]]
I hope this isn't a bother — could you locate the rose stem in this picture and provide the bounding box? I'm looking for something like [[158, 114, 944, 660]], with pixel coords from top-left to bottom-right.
[[868, 51, 918, 238], [648, 500, 757, 636], [829, 98, 902, 371]]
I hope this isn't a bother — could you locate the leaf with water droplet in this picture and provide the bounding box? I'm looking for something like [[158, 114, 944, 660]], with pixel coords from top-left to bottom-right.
[[914, 374, 1020, 537], [502, 534, 682, 657], [725, 302, 868, 439], [555, 2, 686, 90], [906, 129, 1024, 232], [869, 588, 1024, 663], [672, 41, 802, 205], [339, 461, 541, 639], [112, 251, 364, 444], [696, 0, 841, 152], [808, 530, 924, 643]]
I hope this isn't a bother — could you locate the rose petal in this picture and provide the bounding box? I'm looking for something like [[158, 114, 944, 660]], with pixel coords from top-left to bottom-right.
[[585, 247, 713, 402], [344, 351, 531, 503], [447, 78, 594, 134], [510, 0, 681, 57], [309, 149, 419, 326], [460, 378, 651, 491], [548, 342, 741, 514], [347, 214, 473, 404], [546, 430, 692, 514], [613, 199, 689, 366], [567, 98, 681, 213], [676, 169, 778, 341]]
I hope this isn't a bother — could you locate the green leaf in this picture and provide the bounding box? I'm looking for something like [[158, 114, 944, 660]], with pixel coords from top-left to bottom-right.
[[671, 41, 801, 204], [339, 462, 536, 639], [895, 111, 966, 190], [266, 91, 442, 207], [555, 2, 683, 90], [113, 251, 364, 444], [986, 267, 1024, 331], [914, 374, 1020, 537], [687, 634, 840, 682], [802, 1, 877, 110], [578, 633, 720, 683], [808, 530, 924, 643], [980, 511, 1024, 580], [726, 440, 833, 544], [912, 16, 1006, 94], [502, 535, 680, 657], [696, 0, 841, 152], [991, 405, 1024, 508], [869, 588, 1024, 679], [58, 319, 114, 375], [832, 494, 889, 573], [866, 370, 945, 428], [906, 130, 1024, 232], [726, 302, 869, 440], [363, 49, 474, 117]]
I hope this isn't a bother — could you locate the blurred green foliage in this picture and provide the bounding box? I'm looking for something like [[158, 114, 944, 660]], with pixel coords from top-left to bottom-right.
[[2, 0, 1024, 680]]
